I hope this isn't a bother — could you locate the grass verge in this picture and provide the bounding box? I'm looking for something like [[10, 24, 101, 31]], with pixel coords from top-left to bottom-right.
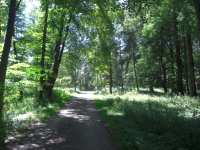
[[95, 92, 200, 150], [5, 85, 71, 133]]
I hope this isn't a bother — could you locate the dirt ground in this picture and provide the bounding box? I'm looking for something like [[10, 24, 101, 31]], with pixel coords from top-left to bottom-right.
[[6, 94, 117, 150]]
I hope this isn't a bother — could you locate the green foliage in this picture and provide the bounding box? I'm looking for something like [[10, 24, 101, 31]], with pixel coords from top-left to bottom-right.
[[1, 0, 200, 147], [5, 85, 71, 131], [7, 63, 40, 81], [96, 93, 200, 150]]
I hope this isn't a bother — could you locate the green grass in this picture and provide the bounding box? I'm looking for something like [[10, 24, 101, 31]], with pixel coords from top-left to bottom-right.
[[4, 81, 71, 132], [95, 92, 200, 150]]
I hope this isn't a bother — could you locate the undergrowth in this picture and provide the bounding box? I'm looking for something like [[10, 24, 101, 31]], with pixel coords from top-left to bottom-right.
[[4, 81, 71, 133], [95, 92, 200, 150]]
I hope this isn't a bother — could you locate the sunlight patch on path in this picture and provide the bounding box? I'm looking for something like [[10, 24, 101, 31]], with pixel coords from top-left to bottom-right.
[[59, 109, 90, 122], [72, 91, 96, 100]]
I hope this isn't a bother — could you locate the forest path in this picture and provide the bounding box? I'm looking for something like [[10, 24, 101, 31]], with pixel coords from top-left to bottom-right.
[[7, 92, 117, 150]]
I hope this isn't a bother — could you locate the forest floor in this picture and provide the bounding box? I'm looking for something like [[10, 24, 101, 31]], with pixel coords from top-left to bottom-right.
[[95, 91, 200, 150], [6, 92, 117, 150]]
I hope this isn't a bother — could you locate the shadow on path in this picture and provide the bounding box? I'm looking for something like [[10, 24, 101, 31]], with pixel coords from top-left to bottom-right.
[[7, 96, 117, 150]]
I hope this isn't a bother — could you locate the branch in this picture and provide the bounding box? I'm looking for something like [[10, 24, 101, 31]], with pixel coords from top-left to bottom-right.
[[16, 0, 22, 10], [58, 13, 73, 63]]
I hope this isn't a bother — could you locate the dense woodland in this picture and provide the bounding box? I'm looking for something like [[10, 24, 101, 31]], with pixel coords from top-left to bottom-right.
[[1, 0, 200, 149]]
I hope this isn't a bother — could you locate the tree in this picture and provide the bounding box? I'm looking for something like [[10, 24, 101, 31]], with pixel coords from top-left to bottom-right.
[[186, 33, 197, 96], [173, 4, 184, 95], [193, 0, 200, 40], [0, 0, 17, 148], [39, 0, 49, 99], [44, 11, 72, 99]]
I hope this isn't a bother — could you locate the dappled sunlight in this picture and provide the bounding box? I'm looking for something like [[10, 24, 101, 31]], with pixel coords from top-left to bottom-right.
[[95, 96, 200, 150], [92, 92, 167, 104], [107, 111, 124, 117], [59, 109, 90, 122], [13, 112, 36, 122], [72, 91, 96, 100], [6, 122, 66, 150], [7, 97, 116, 150], [1, 0, 200, 149]]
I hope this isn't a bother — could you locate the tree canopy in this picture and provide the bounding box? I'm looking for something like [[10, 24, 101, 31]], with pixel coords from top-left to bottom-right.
[[1, 0, 200, 149]]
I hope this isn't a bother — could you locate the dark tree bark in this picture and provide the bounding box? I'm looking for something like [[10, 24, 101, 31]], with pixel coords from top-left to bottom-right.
[[149, 80, 154, 93], [44, 13, 71, 99], [158, 29, 168, 94], [193, 0, 200, 41], [0, 18, 1, 40], [119, 48, 124, 93], [13, 40, 18, 60], [168, 42, 176, 93], [173, 14, 184, 95], [126, 31, 139, 91], [183, 36, 189, 94], [109, 57, 113, 94], [186, 33, 197, 96], [160, 55, 168, 93], [0, 2, 3, 41], [133, 53, 139, 92], [40, 0, 49, 99], [0, 0, 17, 148]]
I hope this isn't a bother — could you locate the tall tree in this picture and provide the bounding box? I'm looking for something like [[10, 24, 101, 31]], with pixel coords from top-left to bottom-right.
[[193, 0, 200, 40], [96, 0, 115, 94], [0, 0, 17, 148], [173, 12, 184, 95], [44, 12, 72, 99], [40, 0, 49, 99], [186, 33, 197, 96]]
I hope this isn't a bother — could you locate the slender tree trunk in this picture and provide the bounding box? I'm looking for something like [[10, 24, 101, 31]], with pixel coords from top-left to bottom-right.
[[13, 40, 19, 61], [149, 80, 154, 93], [0, 2, 2, 41], [173, 14, 184, 95], [160, 55, 168, 93], [168, 43, 176, 93], [44, 15, 64, 98], [109, 57, 113, 94], [133, 55, 139, 92], [183, 36, 189, 94], [0, 0, 17, 148], [0, 18, 1, 41], [40, 0, 49, 99], [120, 64, 124, 93], [119, 48, 124, 93], [96, 2, 114, 94], [44, 13, 71, 99], [186, 33, 197, 96], [193, 0, 200, 42]]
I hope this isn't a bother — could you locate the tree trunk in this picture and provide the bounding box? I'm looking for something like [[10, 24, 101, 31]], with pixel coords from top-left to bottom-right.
[[149, 82, 154, 93], [45, 41, 62, 98], [0, 18, 2, 41], [193, 0, 200, 42], [169, 42, 176, 93], [40, 0, 49, 99], [0, 0, 17, 148], [44, 13, 71, 99], [173, 14, 184, 95], [13, 40, 18, 60], [160, 55, 168, 93], [186, 33, 197, 96], [109, 58, 113, 94], [133, 55, 139, 92], [119, 48, 124, 93], [183, 36, 189, 94]]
